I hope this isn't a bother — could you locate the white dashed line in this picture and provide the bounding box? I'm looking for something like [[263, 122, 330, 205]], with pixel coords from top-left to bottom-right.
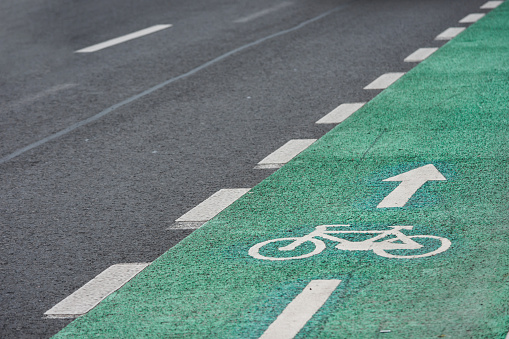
[[259, 280, 342, 339], [234, 2, 293, 23], [459, 13, 485, 23], [255, 139, 317, 169], [404, 47, 438, 62], [75, 24, 172, 53], [481, 1, 503, 9], [435, 27, 466, 40], [364, 72, 405, 90], [173, 189, 251, 229], [316, 103, 365, 124], [44, 263, 149, 318]]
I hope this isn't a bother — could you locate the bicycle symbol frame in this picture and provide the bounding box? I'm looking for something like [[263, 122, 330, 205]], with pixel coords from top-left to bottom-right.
[[248, 225, 451, 261]]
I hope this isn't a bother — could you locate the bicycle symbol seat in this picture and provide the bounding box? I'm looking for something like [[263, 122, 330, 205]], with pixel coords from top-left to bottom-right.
[[249, 225, 451, 261]]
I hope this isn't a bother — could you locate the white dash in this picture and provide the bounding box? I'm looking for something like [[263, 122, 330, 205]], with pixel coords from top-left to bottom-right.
[[404, 47, 438, 62], [255, 139, 316, 169], [75, 24, 172, 53], [259, 280, 341, 339], [481, 1, 503, 9], [459, 13, 485, 23], [44, 263, 149, 318], [435, 27, 465, 40], [364, 72, 405, 90], [234, 2, 293, 23], [173, 188, 250, 229], [316, 102, 365, 124]]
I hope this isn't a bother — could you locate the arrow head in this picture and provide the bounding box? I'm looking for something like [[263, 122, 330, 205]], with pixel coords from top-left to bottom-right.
[[383, 164, 446, 182]]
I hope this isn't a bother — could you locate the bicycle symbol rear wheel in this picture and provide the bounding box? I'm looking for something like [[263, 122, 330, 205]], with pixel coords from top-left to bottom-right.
[[248, 237, 325, 261], [373, 235, 451, 259]]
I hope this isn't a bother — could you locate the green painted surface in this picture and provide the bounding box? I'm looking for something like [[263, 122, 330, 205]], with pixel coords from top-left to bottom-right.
[[55, 3, 509, 338]]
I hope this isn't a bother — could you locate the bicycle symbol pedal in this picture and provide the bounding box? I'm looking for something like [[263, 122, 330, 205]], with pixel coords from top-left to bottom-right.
[[249, 225, 451, 261]]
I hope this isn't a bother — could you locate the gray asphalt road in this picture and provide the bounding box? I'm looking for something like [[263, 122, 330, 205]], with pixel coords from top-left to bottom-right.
[[0, 0, 486, 337]]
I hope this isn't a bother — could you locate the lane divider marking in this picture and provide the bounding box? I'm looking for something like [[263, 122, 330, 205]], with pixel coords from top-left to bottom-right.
[[404, 47, 438, 62], [315, 102, 365, 124], [435, 27, 466, 40], [75, 25, 172, 53], [234, 2, 293, 23], [254, 139, 317, 169], [44, 263, 150, 318], [259, 280, 342, 339], [364, 72, 405, 90], [173, 188, 251, 229], [481, 1, 504, 9], [459, 13, 486, 23]]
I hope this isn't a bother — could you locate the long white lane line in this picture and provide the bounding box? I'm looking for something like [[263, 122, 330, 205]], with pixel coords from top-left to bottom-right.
[[404, 47, 438, 63], [173, 188, 251, 229], [44, 263, 150, 318], [234, 2, 293, 23], [459, 13, 485, 23], [316, 102, 365, 124], [364, 72, 405, 90], [435, 27, 466, 40], [255, 139, 317, 169], [481, 1, 503, 9], [76, 25, 172, 53], [259, 280, 342, 339]]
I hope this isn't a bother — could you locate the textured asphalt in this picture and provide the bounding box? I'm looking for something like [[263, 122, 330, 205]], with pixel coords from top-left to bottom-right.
[[0, 0, 487, 337]]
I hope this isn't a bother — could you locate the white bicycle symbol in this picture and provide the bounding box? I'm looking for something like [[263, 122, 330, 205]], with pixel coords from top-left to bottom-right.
[[249, 225, 451, 261]]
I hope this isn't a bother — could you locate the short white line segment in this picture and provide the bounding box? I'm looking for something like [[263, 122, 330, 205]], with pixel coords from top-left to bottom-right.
[[75, 24, 172, 53], [316, 102, 365, 124], [481, 1, 503, 9], [364, 73, 405, 90], [255, 139, 317, 169], [44, 263, 149, 318], [435, 27, 465, 40], [459, 13, 485, 23], [259, 280, 342, 339], [235, 2, 293, 23], [404, 48, 438, 62], [173, 188, 251, 229]]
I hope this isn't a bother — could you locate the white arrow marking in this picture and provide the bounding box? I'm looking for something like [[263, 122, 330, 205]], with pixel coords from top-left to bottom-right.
[[377, 164, 446, 208]]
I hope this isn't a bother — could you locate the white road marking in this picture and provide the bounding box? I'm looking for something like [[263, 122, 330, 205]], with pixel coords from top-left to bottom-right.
[[364, 72, 405, 90], [44, 263, 149, 318], [75, 24, 172, 53], [255, 139, 317, 169], [459, 13, 485, 23], [259, 280, 341, 339], [315, 102, 365, 124], [481, 1, 503, 9], [404, 48, 438, 62], [234, 2, 293, 23], [173, 189, 251, 229], [8, 84, 77, 108], [377, 164, 446, 208], [435, 27, 465, 40]]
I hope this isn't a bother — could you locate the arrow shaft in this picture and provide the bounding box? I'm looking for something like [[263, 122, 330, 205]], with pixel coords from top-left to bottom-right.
[[377, 180, 426, 208]]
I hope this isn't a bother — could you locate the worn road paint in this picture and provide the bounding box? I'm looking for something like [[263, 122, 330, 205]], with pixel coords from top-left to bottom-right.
[[44, 263, 149, 318], [363, 73, 405, 90], [404, 48, 438, 62], [435, 27, 465, 40], [259, 280, 341, 339], [316, 103, 366, 124], [459, 13, 486, 23], [255, 139, 316, 169], [234, 2, 293, 23]]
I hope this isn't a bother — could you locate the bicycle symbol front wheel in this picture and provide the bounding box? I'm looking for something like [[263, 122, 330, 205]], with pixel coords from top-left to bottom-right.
[[373, 235, 451, 259], [248, 237, 325, 261]]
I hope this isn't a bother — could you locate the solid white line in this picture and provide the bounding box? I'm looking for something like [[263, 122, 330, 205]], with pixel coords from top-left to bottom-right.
[[234, 2, 293, 23], [364, 72, 405, 90], [175, 189, 251, 227], [44, 263, 149, 318], [435, 27, 465, 40], [459, 13, 485, 23], [404, 48, 438, 62], [481, 1, 503, 9], [75, 24, 172, 53], [255, 139, 316, 169], [259, 280, 341, 339], [316, 103, 365, 124]]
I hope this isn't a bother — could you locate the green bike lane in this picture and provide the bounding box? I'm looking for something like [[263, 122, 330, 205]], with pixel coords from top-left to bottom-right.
[[55, 3, 509, 338]]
